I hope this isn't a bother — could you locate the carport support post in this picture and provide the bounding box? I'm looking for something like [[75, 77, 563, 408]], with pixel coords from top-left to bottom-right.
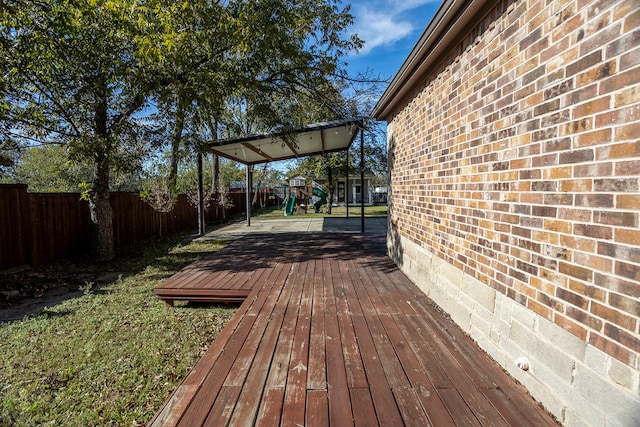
[[360, 128, 365, 233], [197, 152, 205, 236], [345, 148, 349, 219], [246, 164, 252, 227]]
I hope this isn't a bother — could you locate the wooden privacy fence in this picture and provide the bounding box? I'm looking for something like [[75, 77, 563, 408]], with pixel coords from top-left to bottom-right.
[[0, 184, 249, 270]]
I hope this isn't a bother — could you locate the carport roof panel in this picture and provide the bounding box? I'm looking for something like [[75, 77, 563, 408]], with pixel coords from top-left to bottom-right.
[[206, 118, 365, 165]]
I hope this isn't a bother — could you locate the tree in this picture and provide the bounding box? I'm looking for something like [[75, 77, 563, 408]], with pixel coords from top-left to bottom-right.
[[1, 0, 361, 260], [11, 145, 91, 192], [1, 0, 160, 259], [151, 0, 363, 198]]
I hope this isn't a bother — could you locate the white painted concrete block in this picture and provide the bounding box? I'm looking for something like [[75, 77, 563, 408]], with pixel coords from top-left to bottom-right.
[[537, 316, 587, 361]]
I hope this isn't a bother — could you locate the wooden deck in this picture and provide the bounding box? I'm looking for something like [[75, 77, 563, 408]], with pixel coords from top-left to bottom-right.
[[151, 233, 558, 426]]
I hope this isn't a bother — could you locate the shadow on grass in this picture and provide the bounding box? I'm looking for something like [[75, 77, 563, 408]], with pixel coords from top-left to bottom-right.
[[33, 307, 75, 320], [1, 234, 232, 325]]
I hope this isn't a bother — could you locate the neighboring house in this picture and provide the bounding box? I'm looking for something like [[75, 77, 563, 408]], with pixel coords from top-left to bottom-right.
[[336, 173, 375, 205], [297, 174, 377, 205], [372, 0, 639, 426]]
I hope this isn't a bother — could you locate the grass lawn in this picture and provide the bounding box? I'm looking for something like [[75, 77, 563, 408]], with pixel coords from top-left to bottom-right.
[[252, 204, 388, 219], [0, 237, 235, 426]]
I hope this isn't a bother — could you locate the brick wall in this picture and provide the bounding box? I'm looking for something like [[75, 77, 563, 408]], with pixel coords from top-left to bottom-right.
[[384, 0, 639, 424]]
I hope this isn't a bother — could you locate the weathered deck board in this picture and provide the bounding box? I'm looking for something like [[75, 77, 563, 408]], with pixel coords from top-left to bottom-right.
[[150, 233, 559, 426]]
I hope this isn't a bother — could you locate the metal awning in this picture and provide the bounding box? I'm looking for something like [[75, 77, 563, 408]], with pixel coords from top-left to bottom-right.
[[206, 118, 366, 165]]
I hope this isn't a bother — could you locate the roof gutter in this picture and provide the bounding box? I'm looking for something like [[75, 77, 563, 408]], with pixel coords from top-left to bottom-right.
[[371, 0, 493, 121]]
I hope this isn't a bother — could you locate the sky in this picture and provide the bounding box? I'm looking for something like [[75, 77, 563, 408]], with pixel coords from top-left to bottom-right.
[[345, 0, 443, 86]]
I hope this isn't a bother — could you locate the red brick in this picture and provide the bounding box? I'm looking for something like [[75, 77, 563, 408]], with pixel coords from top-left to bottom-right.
[[598, 242, 640, 264], [615, 159, 640, 176], [537, 289, 565, 310], [560, 236, 595, 254], [558, 207, 593, 223], [593, 178, 639, 192], [543, 193, 574, 205], [573, 251, 613, 273], [600, 67, 640, 94], [568, 279, 607, 303], [592, 300, 637, 331], [588, 12, 618, 43], [534, 99, 560, 116], [603, 323, 639, 353], [543, 219, 572, 233], [560, 261, 593, 281], [614, 0, 638, 21], [596, 104, 640, 128], [523, 65, 547, 86], [575, 128, 612, 148], [532, 229, 560, 244], [615, 85, 640, 107], [531, 180, 557, 191], [555, 313, 588, 341], [610, 292, 640, 317], [568, 82, 598, 104], [543, 138, 571, 153], [594, 211, 638, 227], [566, 305, 603, 330], [562, 118, 593, 135], [623, 7, 640, 33], [596, 141, 640, 160], [519, 27, 543, 51], [616, 228, 640, 245], [589, 333, 636, 367], [594, 273, 640, 298], [557, 287, 589, 309], [574, 223, 613, 239], [573, 96, 612, 118], [559, 148, 593, 164], [577, 60, 617, 87], [616, 194, 640, 209], [560, 179, 592, 192], [615, 260, 640, 282], [620, 46, 640, 70], [566, 50, 602, 76], [607, 26, 640, 57], [574, 161, 612, 177], [527, 298, 554, 321]]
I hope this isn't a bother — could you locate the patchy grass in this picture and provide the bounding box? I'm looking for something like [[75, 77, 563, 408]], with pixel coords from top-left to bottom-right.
[[328, 205, 388, 217], [0, 238, 235, 426], [253, 204, 388, 219]]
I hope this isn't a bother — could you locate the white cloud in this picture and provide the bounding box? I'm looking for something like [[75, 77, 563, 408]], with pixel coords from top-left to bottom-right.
[[350, 0, 440, 55], [389, 0, 438, 14], [354, 10, 414, 54]]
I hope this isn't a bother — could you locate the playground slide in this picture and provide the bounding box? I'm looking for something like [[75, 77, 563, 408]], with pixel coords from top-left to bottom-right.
[[284, 195, 296, 216], [312, 187, 328, 213]]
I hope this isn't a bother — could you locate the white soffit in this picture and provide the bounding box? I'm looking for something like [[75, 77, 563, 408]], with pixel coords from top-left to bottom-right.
[[207, 118, 366, 165]]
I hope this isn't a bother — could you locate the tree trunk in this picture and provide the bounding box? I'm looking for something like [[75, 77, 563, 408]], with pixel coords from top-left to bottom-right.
[[326, 166, 334, 214], [89, 88, 115, 261], [213, 154, 220, 220], [251, 163, 268, 208], [168, 91, 187, 194], [89, 155, 114, 260]]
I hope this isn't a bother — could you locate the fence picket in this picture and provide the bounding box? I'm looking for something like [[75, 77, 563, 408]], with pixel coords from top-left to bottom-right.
[[0, 185, 254, 270]]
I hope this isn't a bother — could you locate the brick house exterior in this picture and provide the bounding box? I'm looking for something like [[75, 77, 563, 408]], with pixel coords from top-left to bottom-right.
[[372, 0, 639, 425]]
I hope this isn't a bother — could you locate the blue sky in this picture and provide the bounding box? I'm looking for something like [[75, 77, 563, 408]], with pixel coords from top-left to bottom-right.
[[345, 0, 443, 83]]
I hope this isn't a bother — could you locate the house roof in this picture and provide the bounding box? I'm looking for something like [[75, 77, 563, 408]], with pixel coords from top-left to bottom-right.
[[371, 0, 492, 121], [206, 118, 366, 166]]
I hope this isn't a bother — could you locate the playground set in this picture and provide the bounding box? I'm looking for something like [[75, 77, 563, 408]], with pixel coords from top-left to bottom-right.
[[282, 176, 328, 216]]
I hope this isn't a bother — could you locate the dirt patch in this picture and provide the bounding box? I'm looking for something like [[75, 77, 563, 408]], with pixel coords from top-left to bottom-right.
[[0, 258, 129, 323]]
